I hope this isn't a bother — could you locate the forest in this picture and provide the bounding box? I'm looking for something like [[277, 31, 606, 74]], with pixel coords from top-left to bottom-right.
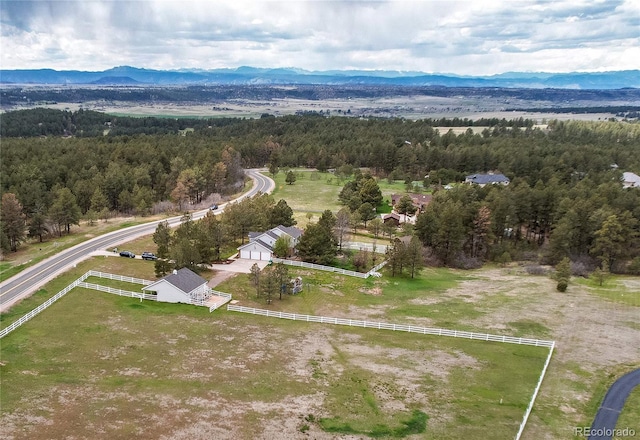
[[1, 109, 639, 275]]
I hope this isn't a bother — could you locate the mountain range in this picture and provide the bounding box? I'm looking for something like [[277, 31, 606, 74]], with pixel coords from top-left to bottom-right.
[[1, 66, 638, 89]]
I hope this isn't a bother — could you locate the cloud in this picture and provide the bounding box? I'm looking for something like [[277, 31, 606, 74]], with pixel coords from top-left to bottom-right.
[[1, 0, 638, 74]]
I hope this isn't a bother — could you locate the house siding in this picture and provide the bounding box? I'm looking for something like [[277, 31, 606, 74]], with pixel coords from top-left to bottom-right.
[[147, 280, 191, 304]]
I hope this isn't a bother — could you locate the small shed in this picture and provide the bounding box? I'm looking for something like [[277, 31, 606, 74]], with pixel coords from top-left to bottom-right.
[[143, 268, 210, 304]]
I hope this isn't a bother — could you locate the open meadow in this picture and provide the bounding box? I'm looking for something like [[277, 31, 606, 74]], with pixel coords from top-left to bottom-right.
[[1, 254, 638, 439]]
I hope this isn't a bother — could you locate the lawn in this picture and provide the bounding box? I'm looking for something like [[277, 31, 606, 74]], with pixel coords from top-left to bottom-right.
[[615, 388, 640, 438], [270, 170, 420, 216], [270, 169, 344, 213], [573, 276, 640, 307], [0, 278, 548, 439], [2, 254, 638, 439]]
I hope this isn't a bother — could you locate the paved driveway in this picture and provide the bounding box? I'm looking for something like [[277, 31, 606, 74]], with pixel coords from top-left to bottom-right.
[[211, 258, 269, 274]]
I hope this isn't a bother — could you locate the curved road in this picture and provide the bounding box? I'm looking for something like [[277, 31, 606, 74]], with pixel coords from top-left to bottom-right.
[[589, 369, 640, 440], [0, 169, 274, 312]]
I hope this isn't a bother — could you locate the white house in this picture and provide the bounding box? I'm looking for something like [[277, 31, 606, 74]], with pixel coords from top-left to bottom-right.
[[238, 225, 303, 261], [142, 268, 210, 304], [622, 172, 640, 189]]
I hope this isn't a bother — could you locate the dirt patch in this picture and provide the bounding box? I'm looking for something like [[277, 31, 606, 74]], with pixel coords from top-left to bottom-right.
[[359, 286, 382, 295], [318, 284, 344, 296]]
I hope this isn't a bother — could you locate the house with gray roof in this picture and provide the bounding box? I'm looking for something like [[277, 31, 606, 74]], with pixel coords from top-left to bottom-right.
[[238, 225, 303, 261], [622, 172, 640, 189], [465, 173, 510, 187], [142, 268, 210, 304]]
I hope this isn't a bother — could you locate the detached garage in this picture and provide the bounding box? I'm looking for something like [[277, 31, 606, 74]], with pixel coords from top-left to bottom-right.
[[237, 225, 303, 261], [238, 240, 273, 261]]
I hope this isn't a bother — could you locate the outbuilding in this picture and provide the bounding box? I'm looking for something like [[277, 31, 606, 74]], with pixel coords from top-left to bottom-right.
[[142, 268, 210, 304], [237, 225, 303, 261]]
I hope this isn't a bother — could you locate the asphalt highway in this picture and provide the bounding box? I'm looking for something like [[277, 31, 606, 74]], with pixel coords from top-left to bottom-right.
[[0, 169, 274, 311]]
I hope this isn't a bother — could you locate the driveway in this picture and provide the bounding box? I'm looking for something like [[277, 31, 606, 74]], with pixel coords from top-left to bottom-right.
[[589, 368, 640, 440], [211, 258, 269, 274]]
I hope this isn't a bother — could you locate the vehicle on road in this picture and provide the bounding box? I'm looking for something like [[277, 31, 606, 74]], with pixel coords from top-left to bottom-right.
[[141, 252, 157, 261], [119, 251, 136, 258], [210, 204, 218, 210]]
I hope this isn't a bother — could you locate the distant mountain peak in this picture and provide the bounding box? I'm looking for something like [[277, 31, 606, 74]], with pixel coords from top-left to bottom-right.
[[0, 66, 638, 89]]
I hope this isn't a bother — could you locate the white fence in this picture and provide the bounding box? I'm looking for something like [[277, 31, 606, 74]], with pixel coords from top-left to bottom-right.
[[207, 289, 233, 312], [0, 271, 92, 339], [514, 342, 556, 440], [0, 271, 236, 339], [271, 258, 387, 279], [226, 305, 555, 348], [86, 270, 153, 286], [209, 289, 232, 299], [78, 282, 158, 301], [367, 260, 388, 276]]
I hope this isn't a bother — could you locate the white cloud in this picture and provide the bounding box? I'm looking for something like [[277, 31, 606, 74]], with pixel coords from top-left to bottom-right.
[[0, 0, 638, 74]]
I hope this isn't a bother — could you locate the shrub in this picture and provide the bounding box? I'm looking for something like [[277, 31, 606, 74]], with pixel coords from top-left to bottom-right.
[[570, 255, 597, 277], [556, 280, 568, 292], [524, 265, 549, 276], [628, 257, 640, 275], [451, 254, 483, 270]]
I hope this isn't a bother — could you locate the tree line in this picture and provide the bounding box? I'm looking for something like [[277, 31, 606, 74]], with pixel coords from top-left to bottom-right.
[[2, 110, 640, 276]]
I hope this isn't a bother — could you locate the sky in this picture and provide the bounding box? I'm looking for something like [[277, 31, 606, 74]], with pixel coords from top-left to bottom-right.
[[1, 0, 639, 75]]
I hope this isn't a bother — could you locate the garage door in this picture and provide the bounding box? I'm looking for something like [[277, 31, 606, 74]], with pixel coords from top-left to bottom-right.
[[240, 250, 250, 259], [260, 252, 272, 261], [250, 251, 261, 260]]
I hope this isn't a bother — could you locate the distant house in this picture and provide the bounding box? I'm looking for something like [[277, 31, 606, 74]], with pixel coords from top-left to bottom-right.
[[382, 212, 401, 226], [238, 225, 303, 261], [622, 172, 640, 189], [465, 173, 510, 187], [143, 268, 210, 304], [390, 193, 432, 214]]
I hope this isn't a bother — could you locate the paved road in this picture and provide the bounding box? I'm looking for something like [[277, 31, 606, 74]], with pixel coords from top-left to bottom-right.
[[589, 369, 640, 440], [0, 169, 274, 312]]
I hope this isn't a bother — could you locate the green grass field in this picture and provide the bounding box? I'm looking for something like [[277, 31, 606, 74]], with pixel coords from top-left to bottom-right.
[[270, 170, 413, 215], [615, 388, 640, 438], [0, 275, 549, 439], [270, 169, 344, 213], [573, 276, 640, 307], [2, 256, 638, 438]]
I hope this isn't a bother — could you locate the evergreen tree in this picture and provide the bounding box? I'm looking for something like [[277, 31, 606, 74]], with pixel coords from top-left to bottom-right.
[[285, 170, 297, 185], [153, 221, 173, 277], [396, 195, 417, 215], [554, 257, 571, 292], [0, 193, 26, 252], [297, 222, 337, 265], [357, 202, 376, 227], [48, 187, 81, 235], [269, 199, 296, 227], [406, 236, 424, 278], [28, 211, 48, 243]]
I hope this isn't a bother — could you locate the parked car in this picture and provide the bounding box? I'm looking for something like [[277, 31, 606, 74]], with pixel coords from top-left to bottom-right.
[[119, 250, 135, 258], [210, 204, 218, 210], [141, 252, 157, 261]]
